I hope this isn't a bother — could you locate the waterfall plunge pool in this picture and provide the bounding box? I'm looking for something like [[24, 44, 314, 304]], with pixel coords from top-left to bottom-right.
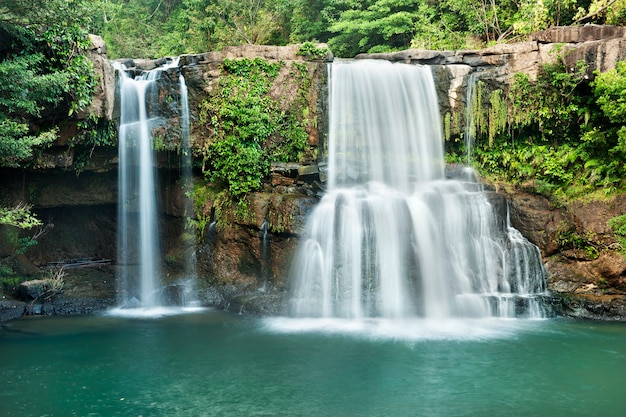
[[1, 311, 625, 416]]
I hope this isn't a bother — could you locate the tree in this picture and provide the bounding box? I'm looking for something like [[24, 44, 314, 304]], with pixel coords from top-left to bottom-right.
[[0, 204, 42, 229], [102, 0, 183, 58], [290, 0, 338, 43], [328, 0, 421, 57], [0, 0, 100, 167], [207, 0, 284, 48], [0, 1, 100, 234], [574, 0, 626, 25]]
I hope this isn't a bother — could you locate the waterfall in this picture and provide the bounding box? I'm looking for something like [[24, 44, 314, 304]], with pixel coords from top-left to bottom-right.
[[179, 71, 197, 280], [464, 73, 478, 166], [288, 60, 548, 320], [114, 57, 199, 311], [260, 219, 270, 292]]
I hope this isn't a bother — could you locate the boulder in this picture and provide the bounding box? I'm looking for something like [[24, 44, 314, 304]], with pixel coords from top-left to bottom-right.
[[0, 299, 26, 321], [18, 279, 50, 300]]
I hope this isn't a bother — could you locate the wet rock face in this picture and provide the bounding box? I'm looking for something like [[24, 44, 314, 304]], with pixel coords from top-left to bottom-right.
[[498, 185, 626, 320], [505, 190, 566, 256], [196, 191, 318, 293], [6, 35, 626, 320]]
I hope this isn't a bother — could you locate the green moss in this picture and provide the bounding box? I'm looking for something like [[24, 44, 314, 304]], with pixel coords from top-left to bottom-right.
[[189, 181, 219, 240], [608, 214, 626, 254]]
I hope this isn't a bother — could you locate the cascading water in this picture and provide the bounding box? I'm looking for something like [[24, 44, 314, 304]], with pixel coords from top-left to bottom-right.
[[179, 70, 197, 281], [114, 58, 199, 311], [260, 220, 270, 292], [288, 60, 548, 320], [464, 73, 478, 166]]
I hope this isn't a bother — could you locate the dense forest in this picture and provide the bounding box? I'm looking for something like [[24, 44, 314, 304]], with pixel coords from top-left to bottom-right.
[[2, 0, 626, 230], [90, 0, 626, 58]]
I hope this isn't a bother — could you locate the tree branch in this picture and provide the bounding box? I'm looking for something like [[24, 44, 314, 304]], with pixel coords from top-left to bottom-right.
[[574, 0, 618, 23]]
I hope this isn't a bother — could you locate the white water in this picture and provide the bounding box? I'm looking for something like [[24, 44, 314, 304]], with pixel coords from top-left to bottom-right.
[[115, 58, 199, 312], [289, 60, 548, 320], [179, 71, 197, 280], [464, 73, 478, 165]]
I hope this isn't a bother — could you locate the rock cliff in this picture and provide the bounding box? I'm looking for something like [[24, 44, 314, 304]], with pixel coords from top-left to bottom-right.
[[2, 27, 626, 320]]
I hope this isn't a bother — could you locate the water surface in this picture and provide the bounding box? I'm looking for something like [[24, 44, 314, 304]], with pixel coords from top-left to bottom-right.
[[1, 312, 625, 416]]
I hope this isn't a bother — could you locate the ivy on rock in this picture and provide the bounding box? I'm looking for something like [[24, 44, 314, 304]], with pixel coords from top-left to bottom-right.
[[198, 57, 311, 199]]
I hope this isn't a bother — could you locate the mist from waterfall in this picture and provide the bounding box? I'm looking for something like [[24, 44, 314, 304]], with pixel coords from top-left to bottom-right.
[[289, 60, 548, 320]]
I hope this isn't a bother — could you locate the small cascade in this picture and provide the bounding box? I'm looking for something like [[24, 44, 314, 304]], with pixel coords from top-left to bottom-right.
[[114, 57, 200, 311], [288, 60, 549, 320], [179, 70, 197, 280], [464, 73, 478, 166], [260, 220, 270, 291]]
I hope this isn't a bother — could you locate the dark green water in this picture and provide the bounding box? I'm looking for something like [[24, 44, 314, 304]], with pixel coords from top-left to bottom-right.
[[1, 311, 625, 417]]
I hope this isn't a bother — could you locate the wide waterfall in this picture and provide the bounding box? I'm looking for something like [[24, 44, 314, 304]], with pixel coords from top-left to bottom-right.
[[289, 60, 548, 319], [114, 58, 198, 312]]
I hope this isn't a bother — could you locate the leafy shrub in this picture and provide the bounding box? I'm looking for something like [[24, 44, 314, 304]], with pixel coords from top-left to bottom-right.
[[0, 3, 97, 169], [608, 214, 626, 252], [592, 61, 626, 123], [198, 58, 311, 199], [297, 42, 329, 60], [469, 58, 626, 203], [0, 204, 42, 229]]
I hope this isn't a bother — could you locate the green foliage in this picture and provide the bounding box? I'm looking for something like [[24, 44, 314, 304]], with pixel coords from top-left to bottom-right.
[[0, 1, 98, 168], [0, 122, 57, 168], [488, 89, 507, 145], [289, 0, 336, 43], [15, 237, 38, 255], [508, 59, 589, 141], [103, 0, 289, 59], [0, 203, 43, 280], [198, 58, 310, 198], [0, 54, 69, 117], [0, 276, 22, 293], [327, 0, 421, 57], [96, 0, 626, 59], [71, 116, 117, 173], [206, 0, 286, 48], [0, 204, 42, 230], [592, 60, 626, 123], [297, 42, 329, 60], [206, 136, 268, 197], [467, 57, 626, 203], [190, 181, 217, 240], [608, 214, 626, 252], [555, 225, 599, 259]]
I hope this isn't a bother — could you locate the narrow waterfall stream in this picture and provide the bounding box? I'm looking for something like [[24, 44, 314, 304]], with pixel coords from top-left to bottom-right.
[[179, 70, 198, 283], [289, 60, 549, 319], [113, 58, 199, 313]]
